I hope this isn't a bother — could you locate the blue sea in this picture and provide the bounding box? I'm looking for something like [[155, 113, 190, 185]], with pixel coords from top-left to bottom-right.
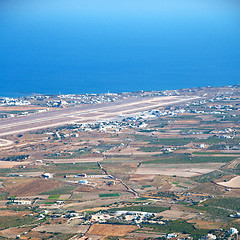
[[0, 0, 240, 96]]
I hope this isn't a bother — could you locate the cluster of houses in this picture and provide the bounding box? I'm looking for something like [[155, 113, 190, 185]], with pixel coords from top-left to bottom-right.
[[0, 97, 31, 106], [57, 92, 121, 105], [90, 210, 164, 225], [74, 108, 187, 133]]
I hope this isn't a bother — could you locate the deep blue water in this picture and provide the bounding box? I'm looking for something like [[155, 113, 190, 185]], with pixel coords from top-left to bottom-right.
[[0, 0, 240, 96]]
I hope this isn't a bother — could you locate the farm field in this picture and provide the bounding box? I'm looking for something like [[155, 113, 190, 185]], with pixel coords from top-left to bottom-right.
[[217, 176, 240, 188], [0, 86, 240, 239], [135, 162, 225, 177], [87, 223, 138, 236], [32, 224, 89, 234]]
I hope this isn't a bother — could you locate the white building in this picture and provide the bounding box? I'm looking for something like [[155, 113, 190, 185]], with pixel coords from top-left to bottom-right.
[[12, 200, 31, 205], [229, 228, 238, 234], [42, 173, 53, 178]]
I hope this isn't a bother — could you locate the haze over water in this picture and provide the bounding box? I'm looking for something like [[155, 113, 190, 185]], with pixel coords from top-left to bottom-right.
[[0, 0, 240, 96]]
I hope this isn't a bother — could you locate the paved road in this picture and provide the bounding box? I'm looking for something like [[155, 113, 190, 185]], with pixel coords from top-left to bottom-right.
[[0, 96, 198, 136]]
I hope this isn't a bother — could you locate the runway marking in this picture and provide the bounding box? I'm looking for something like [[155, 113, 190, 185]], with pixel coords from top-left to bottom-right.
[[0, 96, 199, 136]]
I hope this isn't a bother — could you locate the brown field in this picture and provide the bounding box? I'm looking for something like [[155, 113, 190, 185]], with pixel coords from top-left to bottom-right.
[[126, 232, 167, 239], [19, 232, 64, 240], [1, 179, 63, 196], [173, 120, 200, 125], [0, 161, 30, 168], [12, 172, 44, 177], [87, 224, 138, 236], [224, 188, 240, 197], [63, 196, 132, 212], [0, 227, 31, 239], [190, 182, 226, 195], [78, 206, 109, 213], [0, 106, 47, 111], [33, 224, 89, 234], [227, 159, 240, 169], [135, 163, 224, 177], [217, 176, 240, 188], [59, 194, 71, 200], [159, 210, 197, 220], [129, 174, 155, 181], [0, 210, 30, 217], [47, 157, 103, 163], [2, 178, 35, 188], [188, 220, 223, 229], [105, 147, 163, 156]]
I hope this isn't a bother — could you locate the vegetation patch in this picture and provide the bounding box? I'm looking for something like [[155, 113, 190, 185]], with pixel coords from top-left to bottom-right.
[[41, 185, 78, 195], [0, 216, 35, 229], [142, 185, 152, 188], [192, 169, 239, 183], [144, 155, 235, 164], [203, 197, 240, 212], [192, 152, 240, 155], [99, 193, 120, 198], [141, 220, 209, 239], [0, 155, 29, 162], [0, 192, 9, 200], [138, 146, 163, 152], [109, 205, 169, 213], [48, 195, 61, 200]]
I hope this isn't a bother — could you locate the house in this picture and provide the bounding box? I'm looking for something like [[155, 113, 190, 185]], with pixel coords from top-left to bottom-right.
[[42, 173, 53, 179], [12, 200, 31, 205], [167, 233, 177, 239], [78, 180, 88, 184], [229, 228, 238, 234]]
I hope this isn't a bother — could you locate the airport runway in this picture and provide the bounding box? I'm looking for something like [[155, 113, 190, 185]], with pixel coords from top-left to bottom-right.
[[0, 96, 198, 137]]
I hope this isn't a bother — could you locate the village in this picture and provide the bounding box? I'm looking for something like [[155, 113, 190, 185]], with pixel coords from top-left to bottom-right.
[[0, 85, 240, 239]]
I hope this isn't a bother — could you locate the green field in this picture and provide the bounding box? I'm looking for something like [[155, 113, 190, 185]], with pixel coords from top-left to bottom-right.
[[193, 152, 240, 155], [99, 193, 120, 198], [48, 195, 61, 200], [0, 215, 35, 229], [138, 146, 163, 152], [141, 220, 209, 239], [204, 197, 240, 212], [41, 185, 78, 195], [142, 185, 152, 188], [109, 205, 169, 213], [0, 192, 9, 200], [192, 169, 240, 183], [144, 155, 236, 164]]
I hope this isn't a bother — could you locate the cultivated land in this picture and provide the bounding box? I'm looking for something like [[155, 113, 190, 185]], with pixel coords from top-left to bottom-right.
[[0, 86, 240, 239]]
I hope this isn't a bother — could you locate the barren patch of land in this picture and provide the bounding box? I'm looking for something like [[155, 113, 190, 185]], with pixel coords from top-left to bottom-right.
[[0, 161, 30, 168], [0, 210, 30, 217], [0, 139, 13, 147], [135, 163, 224, 177], [217, 176, 240, 188], [46, 157, 103, 163], [0, 106, 47, 111], [188, 220, 223, 229], [0, 227, 31, 238], [2, 179, 63, 196], [159, 210, 197, 220], [33, 224, 89, 233], [87, 223, 138, 236]]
